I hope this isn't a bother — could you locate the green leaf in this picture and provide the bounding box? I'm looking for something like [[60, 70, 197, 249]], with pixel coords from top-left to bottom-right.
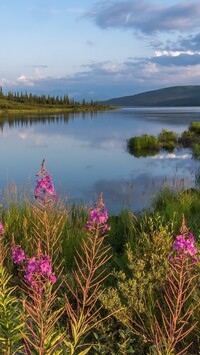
[[78, 346, 91, 355]]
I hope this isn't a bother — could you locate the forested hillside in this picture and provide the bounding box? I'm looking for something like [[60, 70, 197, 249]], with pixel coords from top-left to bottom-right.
[[103, 86, 200, 107]]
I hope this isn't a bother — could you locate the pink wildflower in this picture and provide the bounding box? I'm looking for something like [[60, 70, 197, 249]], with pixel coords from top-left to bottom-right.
[[0, 222, 4, 237], [12, 246, 27, 264], [172, 216, 198, 263], [49, 274, 57, 283], [35, 159, 57, 202], [85, 193, 110, 234], [11, 245, 57, 293]]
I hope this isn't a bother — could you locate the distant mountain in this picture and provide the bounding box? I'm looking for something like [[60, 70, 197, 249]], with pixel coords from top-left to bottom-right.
[[103, 86, 200, 107]]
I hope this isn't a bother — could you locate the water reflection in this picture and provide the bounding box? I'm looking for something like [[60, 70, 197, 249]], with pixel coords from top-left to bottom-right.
[[0, 108, 200, 213], [0, 111, 102, 131]]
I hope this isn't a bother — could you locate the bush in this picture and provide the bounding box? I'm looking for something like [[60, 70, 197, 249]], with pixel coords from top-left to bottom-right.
[[158, 128, 177, 143], [189, 121, 200, 134], [127, 134, 159, 156]]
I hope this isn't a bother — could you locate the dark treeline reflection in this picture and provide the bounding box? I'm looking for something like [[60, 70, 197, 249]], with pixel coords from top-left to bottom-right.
[[0, 110, 100, 131]]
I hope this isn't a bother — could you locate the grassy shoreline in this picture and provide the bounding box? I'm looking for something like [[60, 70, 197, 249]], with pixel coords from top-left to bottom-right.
[[0, 105, 115, 116]]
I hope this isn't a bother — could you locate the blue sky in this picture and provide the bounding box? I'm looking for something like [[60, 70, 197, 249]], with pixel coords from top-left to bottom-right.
[[1, 0, 200, 100]]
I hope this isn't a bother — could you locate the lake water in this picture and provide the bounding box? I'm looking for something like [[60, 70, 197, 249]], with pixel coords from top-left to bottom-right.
[[1, 107, 200, 214]]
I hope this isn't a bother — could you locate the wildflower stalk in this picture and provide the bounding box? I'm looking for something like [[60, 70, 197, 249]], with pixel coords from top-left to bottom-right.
[[0, 221, 7, 267], [32, 159, 65, 267], [9, 160, 66, 354], [22, 280, 64, 355], [65, 193, 112, 354], [151, 215, 199, 354], [11, 237, 64, 354]]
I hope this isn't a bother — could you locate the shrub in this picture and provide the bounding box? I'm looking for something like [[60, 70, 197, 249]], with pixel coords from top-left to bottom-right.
[[158, 128, 177, 143], [189, 121, 200, 134], [127, 134, 159, 156]]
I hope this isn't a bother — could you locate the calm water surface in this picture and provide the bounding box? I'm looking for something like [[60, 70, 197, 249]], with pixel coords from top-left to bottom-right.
[[1, 107, 200, 213]]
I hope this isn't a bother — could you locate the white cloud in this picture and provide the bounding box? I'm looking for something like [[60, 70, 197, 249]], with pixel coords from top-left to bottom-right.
[[0, 78, 17, 87], [17, 75, 34, 86], [155, 50, 200, 57], [151, 153, 191, 159]]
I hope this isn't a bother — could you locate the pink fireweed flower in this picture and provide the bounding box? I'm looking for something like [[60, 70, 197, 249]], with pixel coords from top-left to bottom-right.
[[49, 274, 57, 283], [0, 222, 4, 237], [24, 255, 56, 288], [11, 246, 27, 264], [85, 193, 110, 234], [173, 233, 198, 257], [172, 217, 198, 263], [35, 159, 57, 201], [11, 246, 57, 293]]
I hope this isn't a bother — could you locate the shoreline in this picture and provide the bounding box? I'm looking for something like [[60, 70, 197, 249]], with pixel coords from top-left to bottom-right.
[[0, 106, 115, 116]]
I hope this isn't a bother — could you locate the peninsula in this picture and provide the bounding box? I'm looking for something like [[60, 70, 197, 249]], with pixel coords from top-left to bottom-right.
[[0, 88, 112, 115]]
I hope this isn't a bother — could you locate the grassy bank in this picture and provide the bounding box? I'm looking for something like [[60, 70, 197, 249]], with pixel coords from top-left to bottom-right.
[[0, 161, 200, 354], [0, 106, 114, 116]]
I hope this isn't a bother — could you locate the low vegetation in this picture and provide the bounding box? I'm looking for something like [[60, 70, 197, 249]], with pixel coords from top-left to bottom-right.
[[0, 160, 200, 354], [127, 123, 200, 159]]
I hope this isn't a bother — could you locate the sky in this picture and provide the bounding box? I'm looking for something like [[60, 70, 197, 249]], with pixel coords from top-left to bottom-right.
[[1, 0, 200, 100]]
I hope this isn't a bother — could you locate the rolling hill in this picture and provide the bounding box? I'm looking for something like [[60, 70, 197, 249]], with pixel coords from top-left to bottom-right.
[[103, 86, 200, 107]]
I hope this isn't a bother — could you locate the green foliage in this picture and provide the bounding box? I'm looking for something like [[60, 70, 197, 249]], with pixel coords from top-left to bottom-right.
[[127, 123, 200, 157], [0, 267, 25, 354], [152, 187, 200, 237], [158, 129, 177, 143], [192, 142, 200, 159], [189, 121, 200, 134], [127, 134, 159, 157], [157, 129, 176, 152], [179, 129, 195, 147], [100, 215, 174, 351], [92, 326, 137, 354]]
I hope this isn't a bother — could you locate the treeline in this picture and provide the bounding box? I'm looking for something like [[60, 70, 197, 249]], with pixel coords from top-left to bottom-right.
[[0, 86, 99, 107]]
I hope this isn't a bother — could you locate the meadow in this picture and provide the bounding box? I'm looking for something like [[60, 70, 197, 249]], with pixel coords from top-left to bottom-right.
[[0, 160, 200, 354]]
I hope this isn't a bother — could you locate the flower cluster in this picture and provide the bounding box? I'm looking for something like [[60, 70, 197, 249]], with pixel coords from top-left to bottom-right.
[[86, 193, 110, 234], [171, 215, 198, 263], [173, 233, 198, 263], [35, 159, 57, 201], [0, 221, 4, 237], [11, 246, 56, 291], [25, 255, 56, 287], [12, 246, 26, 264]]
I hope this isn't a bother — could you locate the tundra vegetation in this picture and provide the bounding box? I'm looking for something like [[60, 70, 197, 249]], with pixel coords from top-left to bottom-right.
[[127, 123, 200, 159], [0, 160, 200, 354]]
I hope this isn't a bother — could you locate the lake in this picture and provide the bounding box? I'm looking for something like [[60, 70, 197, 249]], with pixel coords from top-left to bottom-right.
[[1, 107, 200, 214]]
